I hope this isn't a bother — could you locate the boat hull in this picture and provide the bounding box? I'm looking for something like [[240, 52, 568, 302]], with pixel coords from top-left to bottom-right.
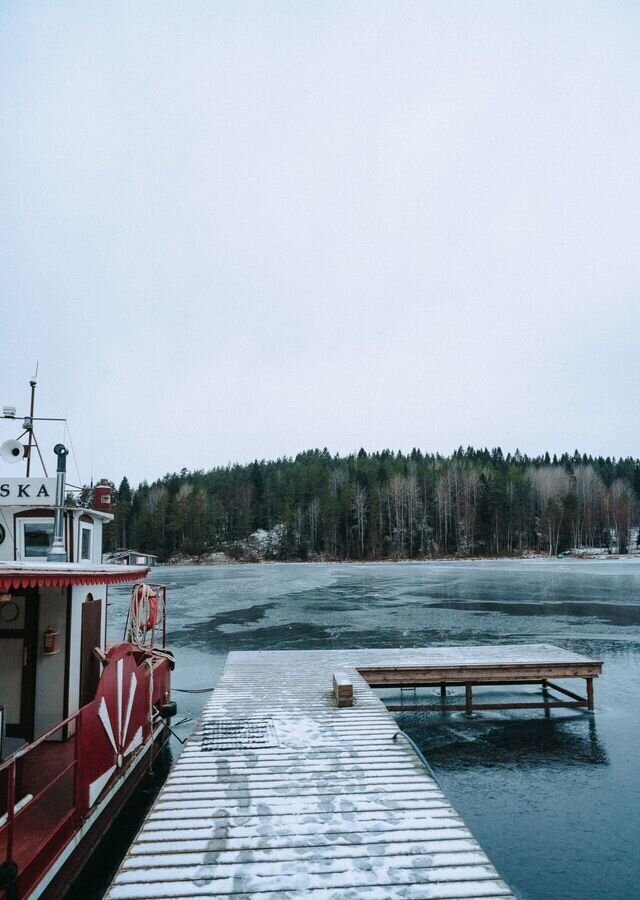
[[1, 646, 174, 900], [25, 722, 169, 900]]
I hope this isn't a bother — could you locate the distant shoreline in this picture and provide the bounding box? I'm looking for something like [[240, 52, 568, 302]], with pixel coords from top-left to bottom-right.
[[160, 552, 640, 567]]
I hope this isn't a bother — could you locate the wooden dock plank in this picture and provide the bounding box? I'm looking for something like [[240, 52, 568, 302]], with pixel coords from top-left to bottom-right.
[[108, 884, 514, 900], [137, 812, 470, 836], [158, 783, 446, 801], [129, 828, 480, 851], [106, 644, 601, 900], [108, 858, 513, 900], [123, 839, 484, 866]]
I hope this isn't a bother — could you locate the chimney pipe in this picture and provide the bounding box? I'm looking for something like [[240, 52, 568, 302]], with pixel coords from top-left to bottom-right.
[[47, 444, 68, 562]]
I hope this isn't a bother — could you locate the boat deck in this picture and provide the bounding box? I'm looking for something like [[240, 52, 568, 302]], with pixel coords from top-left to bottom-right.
[[0, 738, 75, 876], [106, 643, 602, 899]]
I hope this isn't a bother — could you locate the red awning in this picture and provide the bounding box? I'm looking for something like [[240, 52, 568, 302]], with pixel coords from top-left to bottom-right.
[[0, 565, 151, 592]]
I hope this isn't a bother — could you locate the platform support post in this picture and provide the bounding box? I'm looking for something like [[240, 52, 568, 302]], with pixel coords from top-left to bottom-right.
[[465, 683, 473, 715], [440, 683, 447, 701], [586, 677, 594, 711]]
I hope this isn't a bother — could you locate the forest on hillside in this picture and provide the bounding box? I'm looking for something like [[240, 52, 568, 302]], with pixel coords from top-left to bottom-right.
[[99, 447, 640, 562]]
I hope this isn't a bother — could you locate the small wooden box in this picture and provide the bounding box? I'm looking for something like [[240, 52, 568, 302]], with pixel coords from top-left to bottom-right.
[[333, 672, 353, 707]]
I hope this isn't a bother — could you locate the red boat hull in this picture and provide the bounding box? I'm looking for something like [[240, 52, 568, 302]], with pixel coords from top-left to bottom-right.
[[1, 647, 173, 900]]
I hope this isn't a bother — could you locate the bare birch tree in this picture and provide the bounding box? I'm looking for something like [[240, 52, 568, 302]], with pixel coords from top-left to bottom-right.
[[388, 474, 407, 555], [607, 479, 635, 553], [528, 466, 570, 554], [573, 465, 604, 548], [435, 466, 451, 553], [307, 497, 321, 553], [406, 471, 420, 557], [352, 484, 368, 558]]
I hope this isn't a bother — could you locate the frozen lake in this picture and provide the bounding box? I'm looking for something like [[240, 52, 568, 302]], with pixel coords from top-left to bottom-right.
[[100, 560, 640, 900]]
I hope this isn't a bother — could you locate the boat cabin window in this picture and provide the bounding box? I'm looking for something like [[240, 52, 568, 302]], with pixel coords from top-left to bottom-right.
[[80, 525, 93, 561], [19, 518, 54, 559]]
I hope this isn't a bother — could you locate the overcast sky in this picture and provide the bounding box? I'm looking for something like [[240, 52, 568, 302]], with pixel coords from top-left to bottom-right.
[[1, 1, 639, 487]]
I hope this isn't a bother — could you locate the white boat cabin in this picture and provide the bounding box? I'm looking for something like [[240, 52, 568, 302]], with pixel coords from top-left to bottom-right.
[[0, 480, 148, 758], [0, 561, 149, 760], [0, 500, 109, 566]]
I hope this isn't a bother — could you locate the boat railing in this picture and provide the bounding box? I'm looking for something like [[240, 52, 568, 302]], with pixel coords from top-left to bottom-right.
[[0, 712, 81, 892], [0, 649, 171, 896]]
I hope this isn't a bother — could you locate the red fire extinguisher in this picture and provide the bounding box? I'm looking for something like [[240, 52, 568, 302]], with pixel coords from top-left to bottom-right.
[[43, 625, 59, 654]]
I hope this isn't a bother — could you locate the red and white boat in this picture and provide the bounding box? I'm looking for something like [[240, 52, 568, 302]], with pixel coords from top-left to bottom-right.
[[0, 387, 175, 899]]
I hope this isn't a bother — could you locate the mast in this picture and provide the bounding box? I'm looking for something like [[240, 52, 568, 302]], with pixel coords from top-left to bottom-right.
[[25, 374, 37, 476]]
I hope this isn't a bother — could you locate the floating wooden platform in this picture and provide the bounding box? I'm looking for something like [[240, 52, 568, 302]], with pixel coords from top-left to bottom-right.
[[106, 643, 601, 900]]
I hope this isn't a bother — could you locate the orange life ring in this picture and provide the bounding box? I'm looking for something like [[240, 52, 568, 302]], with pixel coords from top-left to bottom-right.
[[132, 584, 159, 631]]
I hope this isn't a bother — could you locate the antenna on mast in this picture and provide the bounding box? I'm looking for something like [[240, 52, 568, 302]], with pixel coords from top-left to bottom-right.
[[25, 364, 38, 477], [1, 367, 63, 476]]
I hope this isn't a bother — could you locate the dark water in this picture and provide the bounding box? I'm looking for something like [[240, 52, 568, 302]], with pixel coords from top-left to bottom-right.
[[95, 560, 640, 900]]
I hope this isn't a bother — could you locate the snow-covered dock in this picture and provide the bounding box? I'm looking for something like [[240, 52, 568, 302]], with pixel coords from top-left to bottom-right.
[[106, 644, 601, 900]]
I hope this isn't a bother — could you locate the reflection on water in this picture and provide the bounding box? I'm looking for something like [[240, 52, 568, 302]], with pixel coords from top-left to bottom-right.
[[93, 560, 640, 900], [430, 598, 640, 626], [398, 711, 608, 768]]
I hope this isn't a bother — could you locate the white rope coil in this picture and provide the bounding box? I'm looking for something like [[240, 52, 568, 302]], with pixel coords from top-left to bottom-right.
[[129, 583, 157, 643], [128, 583, 175, 667]]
